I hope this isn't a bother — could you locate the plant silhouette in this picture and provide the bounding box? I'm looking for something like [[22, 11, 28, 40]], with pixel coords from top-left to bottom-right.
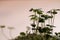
[[14, 8, 60, 40]]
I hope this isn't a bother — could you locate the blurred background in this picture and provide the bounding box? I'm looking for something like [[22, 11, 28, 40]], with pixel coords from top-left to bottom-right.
[[0, 0, 60, 40]]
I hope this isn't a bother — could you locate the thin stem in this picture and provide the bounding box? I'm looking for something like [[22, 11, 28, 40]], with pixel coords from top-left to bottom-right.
[[33, 12, 36, 24], [48, 19, 50, 25], [35, 14, 40, 34], [1, 28, 9, 40], [44, 22, 45, 27], [51, 15, 55, 35], [36, 14, 40, 34], [51, 14, 53, 25], [41, 23, 44, 28], [53, 15, 55, 25], [33, 21, 35, 24], [32, 12, 36, 33], [9, 30, 13, 39], [35, 20, 39, 34]]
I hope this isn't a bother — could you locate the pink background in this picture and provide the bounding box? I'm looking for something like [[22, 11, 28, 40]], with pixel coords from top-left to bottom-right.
[[0, 0, 60, 40]]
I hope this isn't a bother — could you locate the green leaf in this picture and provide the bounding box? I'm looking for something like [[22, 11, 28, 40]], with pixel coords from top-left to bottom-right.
[[52, 10, 57, 14], [31, 23, 36, 27], [47, 10, 52, 13], [39, 18, 45, 23], [47, 10, 57, 15], [46, 24, 55, 28], [30, 16, 37, 21], [33, 9, 37, 12], [29, 8, 33, 11], [38, 27, 43, 33], [29, 15, 37, 17], [37, 9, 43, 14], [20, 32, 26, 36], [41, 14, 49, 20], [48, 16, 53, 18]]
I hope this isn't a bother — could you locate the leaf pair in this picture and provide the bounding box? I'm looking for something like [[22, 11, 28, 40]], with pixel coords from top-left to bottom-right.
[[47, 9, 57, 15]]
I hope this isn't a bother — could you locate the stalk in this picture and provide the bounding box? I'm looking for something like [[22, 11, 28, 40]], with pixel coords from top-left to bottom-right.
[[41, 23, 44, 28], [53, 14, 55, 25], [9, 30, 13, 39], [48, 19, 50, 25], [36, 14, 40, 34], [1, 28, 9, 40], [44, 21, 45, 27], [51, 14, 53, 25], [33, 12, 37, 33], [8, 27, 14, 40]]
